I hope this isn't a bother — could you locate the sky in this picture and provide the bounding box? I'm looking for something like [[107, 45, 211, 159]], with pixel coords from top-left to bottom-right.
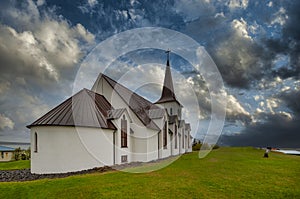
[[0, 0, 299, 147]]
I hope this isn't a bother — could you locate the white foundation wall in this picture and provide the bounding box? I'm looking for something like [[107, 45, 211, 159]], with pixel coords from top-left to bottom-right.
[[31, 126, 114, 174]]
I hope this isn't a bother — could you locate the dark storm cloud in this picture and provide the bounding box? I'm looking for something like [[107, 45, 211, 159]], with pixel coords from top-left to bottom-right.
[[220, 86, 300, 147], [179, 3, 273, 88], [263, 1, 300, 78], [219, 113, 300, 148], [279, 89, 300, 115]]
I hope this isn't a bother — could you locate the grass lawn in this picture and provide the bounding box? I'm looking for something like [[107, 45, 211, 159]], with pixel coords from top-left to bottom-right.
[[0, 160, 30, 170], [0, 147, 299, 198]]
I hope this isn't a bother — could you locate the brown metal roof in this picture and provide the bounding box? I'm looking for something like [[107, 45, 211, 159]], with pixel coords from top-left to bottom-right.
[[107, 108, 126, 120], [27, 89, 116, 130], [155, 59, 182, 106], [99, 74, 161, 131]]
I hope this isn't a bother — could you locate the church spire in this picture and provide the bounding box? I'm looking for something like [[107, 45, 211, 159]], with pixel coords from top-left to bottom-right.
[[155, 50, 181, 105]]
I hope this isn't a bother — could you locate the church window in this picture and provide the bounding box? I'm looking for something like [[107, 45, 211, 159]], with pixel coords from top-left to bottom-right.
[[182, 132, 184, 148], [34, 132, 38, 153], [170, 108, 173, 115], [121, 116, 127, 148], [175, 124, 178, 149], [163, 121, 167, 149]]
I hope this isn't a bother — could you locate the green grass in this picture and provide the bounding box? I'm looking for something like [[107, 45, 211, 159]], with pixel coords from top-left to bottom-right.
[[0, 147, 299, 198], [0, 160, 30, 170]]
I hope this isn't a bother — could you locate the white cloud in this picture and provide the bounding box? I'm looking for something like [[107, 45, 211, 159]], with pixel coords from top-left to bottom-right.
[[174, 0, 213, 22], [0, 0, 95, 141], [266, 98, 279, 114], [0, 0, 95, 83], [36, 0, 45, 6], [254, 95, 260, 101], [267, 1, 273, 7], [226, 94, 250, 119], [231, 18, 252, 40], [215, 12, 225, 18], [0, 114, 14, 130], [88, 0, 98, 7], [228, 0, 249, 10], [271, 7, 288, 26], [278, 111, 292, 120]]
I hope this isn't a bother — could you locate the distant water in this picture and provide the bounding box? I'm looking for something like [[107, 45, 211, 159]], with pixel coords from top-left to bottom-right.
[[0, 142, 30, 150], [274, 149, 300, 155]]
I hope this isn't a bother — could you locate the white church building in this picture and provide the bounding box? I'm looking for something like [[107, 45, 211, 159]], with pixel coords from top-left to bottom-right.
[[27, 53, 192, 174]]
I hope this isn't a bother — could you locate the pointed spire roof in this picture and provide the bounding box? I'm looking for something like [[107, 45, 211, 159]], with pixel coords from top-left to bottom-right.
[[155, 50, 182, 106]]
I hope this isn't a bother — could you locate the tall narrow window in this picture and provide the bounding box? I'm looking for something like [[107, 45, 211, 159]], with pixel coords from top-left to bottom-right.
[[34, 132, 38, 153], [175, 124, 177, 149], [163, 121, 167, 149], [182, 131, 184, 148], [170, 108, 173, 115], [121, 115, 127, 148]]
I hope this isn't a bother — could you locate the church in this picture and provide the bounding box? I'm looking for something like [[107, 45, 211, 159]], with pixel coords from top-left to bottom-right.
[[27, 52, 193, 174]]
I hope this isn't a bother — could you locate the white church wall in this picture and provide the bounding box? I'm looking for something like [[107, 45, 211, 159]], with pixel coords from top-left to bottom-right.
[[157, 102, 182, 119], [130, 123, 157, 162], [179, 128, 185, 154], [161, 119, 171, 159], [30, 126, 114, 174], [187, 131, 192, 152], [94, 77, 162, 162], [111, 112, 132, 165], [152, 117, 164, 159], [146, 128, 159, 161]]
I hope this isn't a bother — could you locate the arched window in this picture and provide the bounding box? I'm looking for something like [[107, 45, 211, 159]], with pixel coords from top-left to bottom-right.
[[121, 115, 127, 148], [163, 121, 167, 149], [175, 124, 177, 149], [34, 132, 38, 153]]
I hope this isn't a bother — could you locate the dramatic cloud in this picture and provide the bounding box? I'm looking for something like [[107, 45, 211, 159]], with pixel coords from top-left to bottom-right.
[[0, 0, 95, 140], [227, 0, 249, 10], [219, 113, 300, 148], [208, 18, 269, 88], [0, 114, 14, 131]]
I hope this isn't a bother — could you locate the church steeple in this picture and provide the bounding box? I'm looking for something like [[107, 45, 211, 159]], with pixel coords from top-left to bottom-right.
[[155, 50, 181, 105]]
